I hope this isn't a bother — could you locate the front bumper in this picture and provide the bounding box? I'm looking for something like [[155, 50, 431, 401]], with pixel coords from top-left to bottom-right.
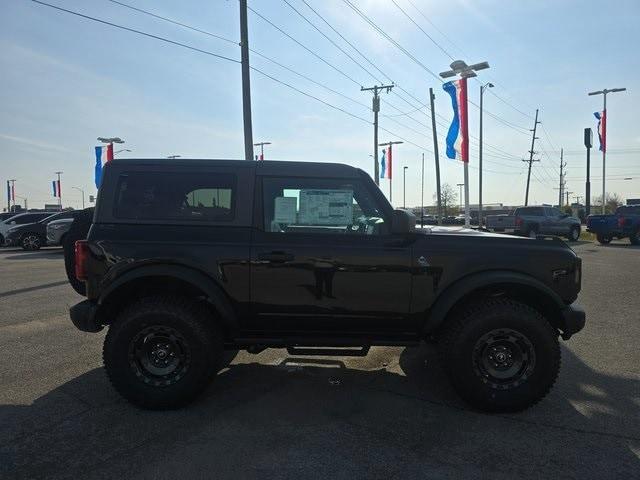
[[558, 302, 586, 340], [70, 300, 103, 333]]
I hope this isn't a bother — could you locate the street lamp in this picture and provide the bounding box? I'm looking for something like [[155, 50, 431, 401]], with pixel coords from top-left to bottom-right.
[[114, 149, 132, 156], [72, 186, 85, 209], [479, 82, 494, 228], [167, 155, 181, 159], [253, 141, 271, 161], [97, 137, 124, 144], [403, 166, 408, 209], [587, 87, 627, 214], [440, 59, 490, 228]]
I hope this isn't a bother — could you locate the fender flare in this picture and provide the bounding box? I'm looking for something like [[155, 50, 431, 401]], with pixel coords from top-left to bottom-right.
[[423, 270, 565, 334], [98, 264, 239, 334]]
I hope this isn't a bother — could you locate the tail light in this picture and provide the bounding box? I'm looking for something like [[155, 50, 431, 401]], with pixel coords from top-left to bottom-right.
[[515, 216, 523, 227], [618, 216, 625, 228], [75, 240, 89, 281]]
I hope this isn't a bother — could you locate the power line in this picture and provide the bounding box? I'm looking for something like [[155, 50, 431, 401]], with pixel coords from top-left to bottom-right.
[[31, 0, 240, 64]]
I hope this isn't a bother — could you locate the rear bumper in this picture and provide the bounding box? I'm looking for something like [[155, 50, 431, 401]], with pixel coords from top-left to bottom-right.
[[69, 300, 103, 333], [558, 302, 585, 340]]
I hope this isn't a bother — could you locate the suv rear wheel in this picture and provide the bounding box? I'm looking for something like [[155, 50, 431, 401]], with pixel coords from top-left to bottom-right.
[[438, 298, 560, 412], [103, 296, 223, 409], [596, 234, 611, 244], [630, 229, 640, 245]]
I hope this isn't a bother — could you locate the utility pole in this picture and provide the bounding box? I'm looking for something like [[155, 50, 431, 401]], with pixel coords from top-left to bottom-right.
[[73, 187, 85, 209], [239, 0, 254, 161], [523, 109, 541, 206], [54, 171, 63, 209], [588, 87, 626, 214], [378, 140, 403, 205], [253, 141, 271, 160], [566, 191, 573, 207], [362, 84, 394, 185], [429, 88, 442, 225], [558, 148, 567, 207], [574, 195, 582, 205]]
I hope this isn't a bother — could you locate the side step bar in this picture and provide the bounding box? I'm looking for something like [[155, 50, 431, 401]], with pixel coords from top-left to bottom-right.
[[286, 346, 371, 357]]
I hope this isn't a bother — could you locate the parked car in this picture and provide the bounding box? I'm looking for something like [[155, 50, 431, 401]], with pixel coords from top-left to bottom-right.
[[586, 205, 640, 245], [4, 210, 75, 250], [0, 212, 19, 222], [486, 206, 581, 241], [69, 159, 585, 412], [0, 212, 56, 245], [46, 217, 74, 246]]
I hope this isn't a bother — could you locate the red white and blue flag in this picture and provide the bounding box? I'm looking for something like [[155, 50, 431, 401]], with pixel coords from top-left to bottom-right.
[[380, 146, 393, 179], [52, 179, 61, 198], [94, 144, 114, 188], [594, 110, 606, 152], [443, 78, 470, 163]]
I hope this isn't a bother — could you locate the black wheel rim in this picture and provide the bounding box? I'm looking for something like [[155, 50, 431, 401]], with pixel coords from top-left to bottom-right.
[[472, 328, 536, 390], [23, 235, 40, 249], [128, 325, 191, 387]]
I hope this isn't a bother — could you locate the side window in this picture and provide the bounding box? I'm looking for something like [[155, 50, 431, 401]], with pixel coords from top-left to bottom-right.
[[262, 177, 388, 235], [113, 171, 236, 222]]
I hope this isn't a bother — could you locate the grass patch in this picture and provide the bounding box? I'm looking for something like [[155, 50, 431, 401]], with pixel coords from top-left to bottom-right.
[[579, 230, 596, 242]]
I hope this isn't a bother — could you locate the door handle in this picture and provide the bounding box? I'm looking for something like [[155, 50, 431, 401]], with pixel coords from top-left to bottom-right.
[[258, 251, 294, 263]]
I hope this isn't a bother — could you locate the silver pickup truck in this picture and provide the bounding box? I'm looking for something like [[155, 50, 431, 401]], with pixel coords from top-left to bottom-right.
[[486, 206, 581, 241]]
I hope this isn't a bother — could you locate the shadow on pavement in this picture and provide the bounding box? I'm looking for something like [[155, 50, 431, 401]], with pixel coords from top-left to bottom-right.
[[3, 249, 64, 260], [1, 346, 638, 480], [0, 280, 70, 298]]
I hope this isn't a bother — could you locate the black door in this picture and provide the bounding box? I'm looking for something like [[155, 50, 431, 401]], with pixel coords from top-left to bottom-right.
[[249, 176, 414, 336]]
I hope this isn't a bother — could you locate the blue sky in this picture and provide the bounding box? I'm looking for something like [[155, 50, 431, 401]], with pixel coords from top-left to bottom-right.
[[1, 0, 639, 210]]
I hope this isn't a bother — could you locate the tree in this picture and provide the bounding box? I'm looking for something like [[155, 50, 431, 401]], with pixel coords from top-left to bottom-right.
[[434, 183, 457, 217], [592, 192, 623, 214]]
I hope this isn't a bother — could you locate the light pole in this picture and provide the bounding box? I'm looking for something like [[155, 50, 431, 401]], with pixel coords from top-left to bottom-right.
[[403, 166, 408, 209], [440, 59, 490, 227], [479, 82, 493, 228], [98, 137, 125, 163], [8, 179, 16, 211], [72, 187, 85, 209], [587, 87, 626, 214], [457, 183, 464, 209], [253, 141, 271, 160], [114, 149, 131, 156]]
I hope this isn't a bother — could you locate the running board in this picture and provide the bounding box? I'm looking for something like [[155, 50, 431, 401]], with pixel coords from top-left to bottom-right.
[[286, 346, 371, 357]]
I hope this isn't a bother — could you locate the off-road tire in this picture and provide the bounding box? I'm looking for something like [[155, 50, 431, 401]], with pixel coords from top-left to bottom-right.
[[629, 229, 640, 245], [596, 234, 611, 244], [567, 225, 580, 242], [438, 298, 560, 412], [103, 296, 223, 409]]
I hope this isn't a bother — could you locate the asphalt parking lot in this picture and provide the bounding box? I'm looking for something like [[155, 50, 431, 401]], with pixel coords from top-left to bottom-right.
[[0, 242, 638, 479]]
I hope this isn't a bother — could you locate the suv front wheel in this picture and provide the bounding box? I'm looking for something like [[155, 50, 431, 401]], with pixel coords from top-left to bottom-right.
[[103, 296, 223, 409], [438, 298, 560, 412]]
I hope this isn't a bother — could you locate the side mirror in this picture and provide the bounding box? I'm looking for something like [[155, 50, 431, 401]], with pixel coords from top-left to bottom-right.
[[391, 209, 416, 234]]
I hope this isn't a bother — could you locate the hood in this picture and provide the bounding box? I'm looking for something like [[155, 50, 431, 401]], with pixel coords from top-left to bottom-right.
[[416, 225, 528, 240]]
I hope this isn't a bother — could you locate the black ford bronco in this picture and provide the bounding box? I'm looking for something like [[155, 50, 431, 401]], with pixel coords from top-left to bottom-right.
[[70, 159, 585, 412]]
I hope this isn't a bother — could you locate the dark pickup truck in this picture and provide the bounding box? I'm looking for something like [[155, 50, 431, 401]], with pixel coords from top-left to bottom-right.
[[586, 205, 640, 245], [70, 159, 585, 412]]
